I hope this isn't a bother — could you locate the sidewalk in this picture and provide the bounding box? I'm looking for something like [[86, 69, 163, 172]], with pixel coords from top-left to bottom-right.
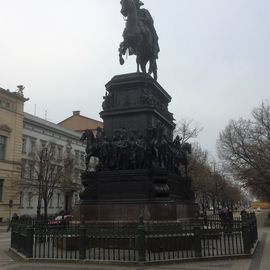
[[0, 230, 14, 270], [0, 224, 8, 232]]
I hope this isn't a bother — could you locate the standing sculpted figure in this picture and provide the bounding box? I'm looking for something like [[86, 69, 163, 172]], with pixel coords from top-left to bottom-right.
[[119, 0, 160, 80]]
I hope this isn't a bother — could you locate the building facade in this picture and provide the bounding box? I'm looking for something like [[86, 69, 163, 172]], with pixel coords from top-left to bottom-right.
[[0, 87, 28, 222], [58, 111, 103, 135], [20, 112, 85, 218]]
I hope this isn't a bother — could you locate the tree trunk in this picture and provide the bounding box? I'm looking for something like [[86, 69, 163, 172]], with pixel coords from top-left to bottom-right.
[[44, 199, 48, 220]]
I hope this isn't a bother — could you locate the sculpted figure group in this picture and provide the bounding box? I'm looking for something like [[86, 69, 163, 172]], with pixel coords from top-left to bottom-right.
[[80, 125, 191, 175]]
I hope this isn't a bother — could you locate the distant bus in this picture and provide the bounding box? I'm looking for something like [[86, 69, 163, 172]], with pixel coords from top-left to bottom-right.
[[250, 201, 270, 209]]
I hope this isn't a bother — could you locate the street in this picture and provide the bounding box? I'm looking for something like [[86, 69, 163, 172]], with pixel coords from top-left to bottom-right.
[[0, 210, 269, 270]]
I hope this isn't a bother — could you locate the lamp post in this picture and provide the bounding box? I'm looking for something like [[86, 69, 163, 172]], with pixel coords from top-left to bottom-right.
[[8, 199, 13, 221]]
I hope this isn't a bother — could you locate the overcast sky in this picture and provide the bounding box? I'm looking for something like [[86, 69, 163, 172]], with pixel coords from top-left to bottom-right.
[[1, 0, 270, 157]]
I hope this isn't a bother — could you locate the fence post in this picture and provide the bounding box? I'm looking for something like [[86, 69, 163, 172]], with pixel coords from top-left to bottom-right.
[[253, 212, 258, 242], [194, 226, 202, 257], [137, 216, 146, 262], [25, 226, 34, 258], [10, 222, 16, 249], [242, 217, 251, 254], [17, 224, 22, 253], [79, 219, 87, 260]]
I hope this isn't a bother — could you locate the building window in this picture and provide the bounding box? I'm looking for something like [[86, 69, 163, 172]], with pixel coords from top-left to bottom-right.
[[57, 193, 61, 208], [74, 169, 79, 183], [66, 142, 72, 154], [75, 150, 79, 165], [50, 143, 56, 160], [74, 193, 79, 204], [28, 192, 33, 207], [0, 135, 6, 160], [57, 145, 63, 160], [30, 139, 36, 154], [21, 160, 26, 179], [40, 140, 47, 149], [56, 165, 62, 176], [20, 192, 24, 207], [0, 180, 3, 202], [49, 194, 54, 208], [22, 137, 27, 153], [29, 162, 35, 180], [80, 153, 85, 167]]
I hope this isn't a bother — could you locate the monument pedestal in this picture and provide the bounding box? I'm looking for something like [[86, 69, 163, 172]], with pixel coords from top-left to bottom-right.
[[80, 73, 197, 222], [80, 200, 197, 221], [80, 169, 197, 222]]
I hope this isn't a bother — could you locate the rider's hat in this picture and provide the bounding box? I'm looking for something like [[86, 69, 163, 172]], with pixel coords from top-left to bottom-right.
[[135, 0, 144, 7]]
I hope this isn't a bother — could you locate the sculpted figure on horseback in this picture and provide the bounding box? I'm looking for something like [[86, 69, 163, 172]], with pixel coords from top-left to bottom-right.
[[80, 129, 99, 171], [119, 0, 160, 80]]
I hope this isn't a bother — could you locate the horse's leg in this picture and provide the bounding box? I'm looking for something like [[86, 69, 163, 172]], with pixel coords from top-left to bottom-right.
[[149, 59, 158, 80], [136, 56, 140, 73], [140, 58, 147, 74], [153, 68, 158, 81], [137, 64, 140, 73], [141, 63, 146, 73]]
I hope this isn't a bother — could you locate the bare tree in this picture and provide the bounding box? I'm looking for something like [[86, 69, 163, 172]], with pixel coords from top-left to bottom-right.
[[24, 142, 76, 219], [33, 143, 64, 219], [174, 117, 245, 212], [174, 118, 203, 145], [189, 143, 212, 214], [190, 144, 244, 213], [217, 100, 270, 199]]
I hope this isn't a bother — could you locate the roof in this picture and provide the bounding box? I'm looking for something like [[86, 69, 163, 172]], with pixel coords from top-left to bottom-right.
[[58, 114, 103, 125], [24, 112, 82, 140], [58, 111, 103, 133]]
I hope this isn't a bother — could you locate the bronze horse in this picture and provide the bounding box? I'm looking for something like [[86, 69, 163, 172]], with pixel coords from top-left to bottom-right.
[[119, 0, 160, 80], [80, 129, 98, 171]]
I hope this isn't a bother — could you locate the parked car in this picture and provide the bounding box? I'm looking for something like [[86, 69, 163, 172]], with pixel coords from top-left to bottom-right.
[[48, 215, 73, 226]]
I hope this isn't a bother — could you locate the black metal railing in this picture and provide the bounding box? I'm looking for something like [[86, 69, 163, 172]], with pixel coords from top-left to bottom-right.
[[11, 213, 258, 263]]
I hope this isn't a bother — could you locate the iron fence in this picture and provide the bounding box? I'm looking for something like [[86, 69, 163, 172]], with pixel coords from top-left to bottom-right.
[[11, 213, 258, 263]]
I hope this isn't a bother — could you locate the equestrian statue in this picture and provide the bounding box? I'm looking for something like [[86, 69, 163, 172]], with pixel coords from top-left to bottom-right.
[[119, 0, 160, 80]]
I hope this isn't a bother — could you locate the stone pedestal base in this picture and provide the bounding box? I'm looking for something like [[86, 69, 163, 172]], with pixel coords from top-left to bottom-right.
[[80, 201, 198, 222]]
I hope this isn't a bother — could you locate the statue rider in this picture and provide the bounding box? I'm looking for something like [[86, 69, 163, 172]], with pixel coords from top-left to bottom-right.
[[134, 0, 160, 61], [119, 0, 160, 79]]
